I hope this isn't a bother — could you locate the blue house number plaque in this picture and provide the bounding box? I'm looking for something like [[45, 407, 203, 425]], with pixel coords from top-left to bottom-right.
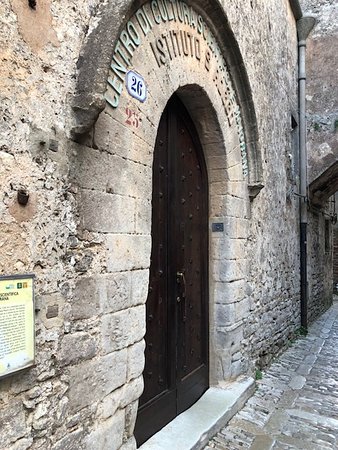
[[126, 71, 147, 103]]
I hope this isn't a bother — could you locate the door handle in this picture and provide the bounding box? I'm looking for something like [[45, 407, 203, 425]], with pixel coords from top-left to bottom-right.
[[176, 271, 187, 322], [176, 271, 186, 294]]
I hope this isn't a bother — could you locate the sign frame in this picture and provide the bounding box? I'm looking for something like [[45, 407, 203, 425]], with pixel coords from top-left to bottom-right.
[[0, 273, 35, 378]]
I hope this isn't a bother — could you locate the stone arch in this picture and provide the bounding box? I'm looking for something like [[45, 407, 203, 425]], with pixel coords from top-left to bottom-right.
[[71, 0, 263, 189], [89, 76, 250, 386], [71, 4, 257, 441], [174, 84, 248, 384]]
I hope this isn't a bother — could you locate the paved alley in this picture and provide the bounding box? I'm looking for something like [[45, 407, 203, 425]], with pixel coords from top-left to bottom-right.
[[205, 301, 338, 450]]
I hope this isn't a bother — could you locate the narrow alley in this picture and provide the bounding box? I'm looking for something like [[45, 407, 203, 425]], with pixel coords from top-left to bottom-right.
[[205, 301, 338, 450]]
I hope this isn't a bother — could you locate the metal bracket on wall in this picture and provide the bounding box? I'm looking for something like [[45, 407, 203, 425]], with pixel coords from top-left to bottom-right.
[[248, 183, 264, 200]]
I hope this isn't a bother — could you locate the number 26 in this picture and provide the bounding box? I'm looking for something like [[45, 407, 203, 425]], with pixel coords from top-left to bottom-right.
[[131, 76, 143, 97]]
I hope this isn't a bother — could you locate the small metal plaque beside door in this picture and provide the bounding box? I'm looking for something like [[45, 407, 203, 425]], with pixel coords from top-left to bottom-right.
[[212, 222, 224, 232]]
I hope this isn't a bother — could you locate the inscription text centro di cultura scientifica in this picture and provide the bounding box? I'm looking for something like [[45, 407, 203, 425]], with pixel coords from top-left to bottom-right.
[[105, 0, 248, 176]]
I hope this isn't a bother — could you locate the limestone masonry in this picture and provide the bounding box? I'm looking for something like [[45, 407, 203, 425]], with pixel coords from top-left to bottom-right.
[[0, 0, 334, 449]]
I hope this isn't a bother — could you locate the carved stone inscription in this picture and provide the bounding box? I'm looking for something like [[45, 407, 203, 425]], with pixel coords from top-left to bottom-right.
[[105, 0, 248, 176], [106, 2, 236, 121]]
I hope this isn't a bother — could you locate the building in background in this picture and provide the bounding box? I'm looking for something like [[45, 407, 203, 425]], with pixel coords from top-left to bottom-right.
[[302, 0, 338, 318]]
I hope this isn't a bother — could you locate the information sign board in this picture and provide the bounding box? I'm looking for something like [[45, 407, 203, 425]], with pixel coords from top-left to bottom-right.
[[0, 274, 35, 377]]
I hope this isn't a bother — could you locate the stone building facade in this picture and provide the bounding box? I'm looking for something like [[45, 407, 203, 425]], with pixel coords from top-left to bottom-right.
[[0, 0, 333, 449], [301, 0, 337, 319]]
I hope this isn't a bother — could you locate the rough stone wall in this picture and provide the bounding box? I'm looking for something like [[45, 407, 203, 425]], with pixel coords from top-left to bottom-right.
[[333, 192, 338, 288], [0, 0, 307, 449], [307, 212, 333, 322], [300, 0, 336, 320], [225, 0, 301, 368], [0, 1, 141, 449], [301, 0, 338, 178], [333, 226, 338, 286]]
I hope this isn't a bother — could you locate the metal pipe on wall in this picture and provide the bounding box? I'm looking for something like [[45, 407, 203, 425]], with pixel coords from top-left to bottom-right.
[[297, 15, 316, 329], [289, 0, 303, 20]]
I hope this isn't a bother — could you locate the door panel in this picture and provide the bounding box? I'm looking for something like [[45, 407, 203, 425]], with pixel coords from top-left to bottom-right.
[[139, 108, 171, 407], [135, 96, 209, 446]]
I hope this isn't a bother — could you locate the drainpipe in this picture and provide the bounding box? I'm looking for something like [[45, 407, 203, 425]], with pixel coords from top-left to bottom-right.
[[297, 15, 316, 329]]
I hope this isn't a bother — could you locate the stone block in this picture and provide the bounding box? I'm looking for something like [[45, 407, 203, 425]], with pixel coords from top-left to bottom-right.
[[210, 181, 228, 196], [70, 145, 114, 192], [200, 140, 225, 158], [55, 397, 69, 427], [72, 146, 151, 199], [209, 167, 228, 183], [119, 437, 137, 450], [98, 386, 123, 420], [79, 190, 135, 233], [119, 377, 144, 409], [131, 269, 149, 306], [106, 234, 151, 272], [0, 400, 27, 448], [218, 352, 232, 380], [223, 125, 241, 152], [208, 155, 228, 170], [124, 401, 138, 439], [210, 180, 247, 198], [9, 368, 38, 395], [68, 351, 127, 413], [222, 217, 250, 239], [210, 195, 226, 217], [38, 293, 65, 330], [230, 360, 243, 379], [225, 181, 248, 199], [127, 340, 145, 381], [11, 438, 33, 450], [215, 324, 244, 355], [102, 305, 146, 353], [211, 237, 246, 260], [212, 259, 247, 282], [213, 281, 247, 305], [92, 111, 115, 153], [85, 409, 125, 450], [59, 332, 97, 367], [94, 111, 153, 167], [125, 161, 152, 200], [227, 162, 245, 181], [102, 272, 132, 314], [51, 429, 85, 450], [102, 270, 148, 314], [135, 197, 152, 234], [234, 298, 250, 321], [225, 195, 248, 218], [215, 303, 236, 326], [226, 146, 243, 168], [71, 276, 106, 320], [210, 194, 248, 218]]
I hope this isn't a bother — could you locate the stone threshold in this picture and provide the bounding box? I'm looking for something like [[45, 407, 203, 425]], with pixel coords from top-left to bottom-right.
[[139, 376, 255, 450]]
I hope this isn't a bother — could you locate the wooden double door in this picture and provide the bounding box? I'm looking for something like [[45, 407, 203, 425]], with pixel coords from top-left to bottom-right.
[[135, 96, 209, 446]]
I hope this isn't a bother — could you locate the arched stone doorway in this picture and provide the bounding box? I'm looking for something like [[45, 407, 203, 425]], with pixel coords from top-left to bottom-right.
[[73, 0, 263, 446]]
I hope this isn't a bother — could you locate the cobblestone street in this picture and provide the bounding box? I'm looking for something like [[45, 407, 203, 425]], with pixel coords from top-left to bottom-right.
[[205, 301, 338, 450]]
